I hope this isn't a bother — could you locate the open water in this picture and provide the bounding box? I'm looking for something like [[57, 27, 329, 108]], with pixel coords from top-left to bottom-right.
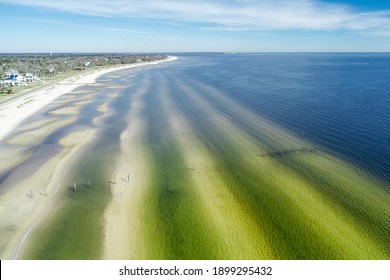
[[174, 53, 390, 183]]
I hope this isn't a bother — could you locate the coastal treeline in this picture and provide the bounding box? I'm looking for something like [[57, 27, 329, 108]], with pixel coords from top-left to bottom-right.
[[0, 53, 167, 78]]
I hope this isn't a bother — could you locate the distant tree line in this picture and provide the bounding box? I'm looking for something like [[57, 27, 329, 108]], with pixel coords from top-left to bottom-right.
[[0, 53, 167, 78]]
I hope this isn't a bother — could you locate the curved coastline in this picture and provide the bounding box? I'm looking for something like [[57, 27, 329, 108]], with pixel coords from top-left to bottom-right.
[[0, 55, 389, 260], [0, 56, 177, 260], [0, 56, 177, 141]]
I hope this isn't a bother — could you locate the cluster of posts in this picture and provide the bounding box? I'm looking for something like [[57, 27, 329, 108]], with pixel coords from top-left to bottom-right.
[[27, 174, 131, 198], [259, 147, 317, 157], [108, 174, 130, 185], [68, 179, 91, 192], [25, 189, 47, 199]]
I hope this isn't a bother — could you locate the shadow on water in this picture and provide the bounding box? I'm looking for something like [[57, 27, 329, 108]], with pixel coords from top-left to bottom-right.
[[23, 71, 150, 259], [181, 54, 390, 184], [138, 71, 222, 259], [0, 74, 142, 193]]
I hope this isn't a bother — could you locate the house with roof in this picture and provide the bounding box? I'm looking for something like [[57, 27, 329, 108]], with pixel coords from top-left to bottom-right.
[[1, 69, 27, 87], [24, 73, 42, 83], [4, 69, 20, 79], [1, 69, 43, 88]]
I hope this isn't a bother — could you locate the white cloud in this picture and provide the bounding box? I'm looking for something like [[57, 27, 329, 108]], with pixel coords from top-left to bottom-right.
[[101, 27, 153, 35], [2, 0, 390, 35]]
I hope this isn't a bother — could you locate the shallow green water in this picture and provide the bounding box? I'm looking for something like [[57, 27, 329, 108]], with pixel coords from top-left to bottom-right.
[[18, 60, 390, 260]]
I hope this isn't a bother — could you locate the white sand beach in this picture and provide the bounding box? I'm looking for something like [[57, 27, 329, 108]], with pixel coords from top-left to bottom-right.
[[0, 56, 177, 141], [0, 56, 177, 259]]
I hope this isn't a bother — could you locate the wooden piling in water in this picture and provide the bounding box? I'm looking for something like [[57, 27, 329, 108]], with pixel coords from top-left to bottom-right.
[[260, 146, 318, 159], [26, 190, 33, 199], [68, 181, 77, 192], [121, 174, 130, 182]]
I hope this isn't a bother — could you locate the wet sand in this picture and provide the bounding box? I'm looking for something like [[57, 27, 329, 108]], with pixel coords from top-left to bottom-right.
[[0, 56, 177, 259], [0, 129, 96, 259], [103, 82, 150, 259], [0, 56, 178, 141]]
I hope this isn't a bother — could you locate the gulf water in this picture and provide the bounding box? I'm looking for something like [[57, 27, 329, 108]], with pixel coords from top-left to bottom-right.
[[174, 53, 390, 183], [2, 53, 389, 189]]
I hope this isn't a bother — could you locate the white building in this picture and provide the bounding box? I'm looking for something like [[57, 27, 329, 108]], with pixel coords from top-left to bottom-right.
[[1, 69, 35, 87], [4, 69, 20, 79], [24, 73, 41, 83]]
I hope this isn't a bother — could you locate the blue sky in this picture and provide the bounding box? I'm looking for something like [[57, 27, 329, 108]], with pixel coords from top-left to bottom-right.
[[1, 0, 390, 52]]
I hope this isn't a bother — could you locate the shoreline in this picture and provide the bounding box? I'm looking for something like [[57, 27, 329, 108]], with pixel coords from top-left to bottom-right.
[[1, 53, 388, 260], [0, 56, 177, 141], [0, 56, 177, 259], [0, 128, 96, 259]]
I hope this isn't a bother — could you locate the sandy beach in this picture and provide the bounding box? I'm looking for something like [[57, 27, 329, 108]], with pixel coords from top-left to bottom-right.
[[0, 56, 177, 141], [0, 56, 177, 259]]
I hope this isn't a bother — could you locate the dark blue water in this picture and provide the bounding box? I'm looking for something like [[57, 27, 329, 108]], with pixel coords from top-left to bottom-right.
[[175, 53, 390, 183]]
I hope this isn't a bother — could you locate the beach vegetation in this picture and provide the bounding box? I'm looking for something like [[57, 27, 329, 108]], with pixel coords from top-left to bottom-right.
[[0, 87, 12, 94]]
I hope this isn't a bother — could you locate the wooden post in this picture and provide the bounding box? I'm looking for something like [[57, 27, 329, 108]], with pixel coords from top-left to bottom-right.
[[67, 180, 77, 192], [26, 190, 33, 199]]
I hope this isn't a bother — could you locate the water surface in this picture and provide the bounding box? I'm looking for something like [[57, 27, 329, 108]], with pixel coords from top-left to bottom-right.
[[176, 53, 390, 183]]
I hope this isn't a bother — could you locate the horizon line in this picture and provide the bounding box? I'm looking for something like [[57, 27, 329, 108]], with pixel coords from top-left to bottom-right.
[[1, 51, 390, 55]]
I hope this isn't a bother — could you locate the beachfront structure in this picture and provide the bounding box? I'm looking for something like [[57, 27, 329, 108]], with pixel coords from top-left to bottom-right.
[[2, 69, 23, 87], [3, 69, 23, 85], [4, 69, 20, 79], [25, 73, 42, 83], [25, 73, 34, 82], [1, 69, 41, 87], [1, 78, 25, 87]]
